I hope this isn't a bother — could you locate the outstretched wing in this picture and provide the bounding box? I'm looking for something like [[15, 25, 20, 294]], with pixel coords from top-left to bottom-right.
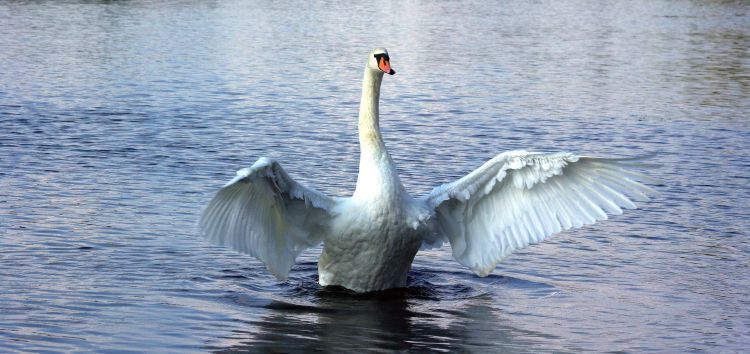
[[420, 150, 657, 276], [200, 157, 337, 280]]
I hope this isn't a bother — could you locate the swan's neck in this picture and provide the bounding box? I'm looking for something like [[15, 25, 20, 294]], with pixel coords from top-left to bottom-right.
[[358, 68, 385, 156], [354, 68, 402, 200]]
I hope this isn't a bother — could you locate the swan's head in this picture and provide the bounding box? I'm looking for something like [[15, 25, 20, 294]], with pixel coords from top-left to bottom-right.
[[368, 47, 395, 76]]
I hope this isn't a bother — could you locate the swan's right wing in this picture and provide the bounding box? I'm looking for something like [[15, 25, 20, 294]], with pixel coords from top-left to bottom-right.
[[200, 158, 337, 280], [421, 151, 657, 276]]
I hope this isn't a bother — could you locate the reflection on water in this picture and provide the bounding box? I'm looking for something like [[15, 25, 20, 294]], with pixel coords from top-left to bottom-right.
[[210, 269, 559, 353], [1, 0, 749, 352]]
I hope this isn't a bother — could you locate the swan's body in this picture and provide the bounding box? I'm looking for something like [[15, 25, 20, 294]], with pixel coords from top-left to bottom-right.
[[200, 48, 656, 292]]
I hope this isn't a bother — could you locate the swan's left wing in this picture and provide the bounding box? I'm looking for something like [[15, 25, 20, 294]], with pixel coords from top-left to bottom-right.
[[420, 151, 657, 276], [200, 157, 336, 280]]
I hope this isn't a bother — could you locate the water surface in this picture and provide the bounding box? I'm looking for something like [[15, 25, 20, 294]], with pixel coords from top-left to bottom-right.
[[1, 0, 749, 352]]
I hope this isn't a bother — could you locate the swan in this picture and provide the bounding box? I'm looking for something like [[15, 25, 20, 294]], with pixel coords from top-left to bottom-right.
[[200, 48, 656, 293]]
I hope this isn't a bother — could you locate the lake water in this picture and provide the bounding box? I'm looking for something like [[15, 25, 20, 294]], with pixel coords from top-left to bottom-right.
[[1, 0, 749, 352]]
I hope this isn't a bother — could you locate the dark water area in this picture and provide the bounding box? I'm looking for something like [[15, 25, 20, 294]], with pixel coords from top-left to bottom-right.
[[1, 0, 749, 352]]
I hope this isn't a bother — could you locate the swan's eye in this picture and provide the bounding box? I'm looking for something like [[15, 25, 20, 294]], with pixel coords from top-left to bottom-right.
[[374, 53, 389, 61]]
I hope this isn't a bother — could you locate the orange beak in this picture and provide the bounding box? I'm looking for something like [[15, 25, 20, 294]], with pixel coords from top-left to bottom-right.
[[378, 56, 395, 75]]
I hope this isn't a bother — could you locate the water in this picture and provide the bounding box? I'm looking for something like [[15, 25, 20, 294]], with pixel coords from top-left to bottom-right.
[[1, 0, 748, 352]]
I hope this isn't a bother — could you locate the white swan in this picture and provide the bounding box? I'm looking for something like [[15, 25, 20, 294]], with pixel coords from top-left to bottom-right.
[[200, 48, 656, 293]]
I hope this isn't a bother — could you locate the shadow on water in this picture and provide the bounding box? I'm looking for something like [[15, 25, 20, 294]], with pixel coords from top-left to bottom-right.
[[208, 265, 559, 353]]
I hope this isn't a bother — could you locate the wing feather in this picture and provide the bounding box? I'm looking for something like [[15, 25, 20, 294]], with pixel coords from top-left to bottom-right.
[[421, 150, 656, 276], [200, 158, 336, 280]]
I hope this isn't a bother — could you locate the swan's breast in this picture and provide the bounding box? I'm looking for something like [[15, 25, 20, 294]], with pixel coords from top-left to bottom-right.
[[318, 198, 428, 292]]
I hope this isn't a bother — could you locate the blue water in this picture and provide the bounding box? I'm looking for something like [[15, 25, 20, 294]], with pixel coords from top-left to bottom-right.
[[1, 0, 748, 352]]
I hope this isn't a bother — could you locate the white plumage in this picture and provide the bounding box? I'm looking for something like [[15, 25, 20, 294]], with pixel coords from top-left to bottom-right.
[[200, 48, 656, 292], [201, 157, 335, 279]]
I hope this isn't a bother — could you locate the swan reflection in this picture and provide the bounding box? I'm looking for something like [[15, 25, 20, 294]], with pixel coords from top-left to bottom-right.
[[211, 274, 557, 352]]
